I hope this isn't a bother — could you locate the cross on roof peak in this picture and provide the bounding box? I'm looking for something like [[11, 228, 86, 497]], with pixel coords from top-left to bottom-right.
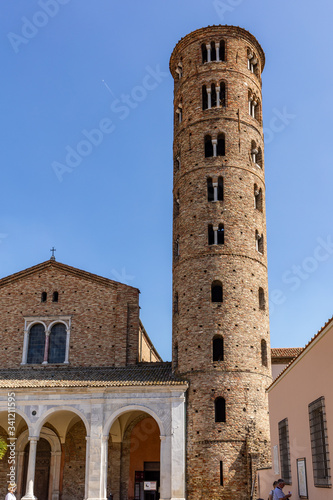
[[50, 247, 56, 261]]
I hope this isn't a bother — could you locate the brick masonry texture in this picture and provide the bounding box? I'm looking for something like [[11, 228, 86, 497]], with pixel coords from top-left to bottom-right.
[[170, 26, 272, 499], [0, 260, 140, 368]]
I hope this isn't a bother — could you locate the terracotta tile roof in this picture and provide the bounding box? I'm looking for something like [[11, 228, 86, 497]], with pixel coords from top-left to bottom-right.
[[271, 347, 303, 358], [0, 363, 187, 389]]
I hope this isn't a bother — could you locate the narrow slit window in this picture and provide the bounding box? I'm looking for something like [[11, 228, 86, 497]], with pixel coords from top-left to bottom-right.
[[52, 291, 59, 302], [41, 292, 47, 303]]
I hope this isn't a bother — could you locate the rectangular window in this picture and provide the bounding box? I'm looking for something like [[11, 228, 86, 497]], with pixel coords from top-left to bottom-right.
[[309, 397, 331, 487], [278, 418, 292, 484]]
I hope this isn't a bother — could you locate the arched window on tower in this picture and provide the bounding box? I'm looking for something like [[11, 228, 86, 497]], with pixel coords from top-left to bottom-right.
[[211, 281, 223, 302], [259, 287, 266, 311], [27, 324, 45, 364], [176, 61, 183, 79], [52, 291, 59, 302], [205, 135, 213, 158], [202, 85, 208, 110], [215, 397, 226, 422], [208, 224, 224, 245], [207, 177, 214, 202], [41, 292, 47, 303], [254, 184, 263, 211], [219, 82, 226, 107], [208, 224, 215, 245], [217, 224, 224, 244], [211, 41, 216, 61], [211, 83, 217, 108], [213, 336, 224, 361], [256, 230, 264, 254], [218, 176, 224, 201], [176, 105, 182, 124], [201, 43, 208, 63], [219, 40, 226, 62], [261, 339, 268, 367], [48, 323, 66, 364], [174, 190, 180, 218], [217, 133, 225, 156]]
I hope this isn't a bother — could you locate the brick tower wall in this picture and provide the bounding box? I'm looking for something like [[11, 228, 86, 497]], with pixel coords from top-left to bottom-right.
[[170, 26, 272, 499]]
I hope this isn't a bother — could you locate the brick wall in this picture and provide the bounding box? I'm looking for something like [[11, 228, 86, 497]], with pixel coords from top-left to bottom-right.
[[0, 261, 140, 368]]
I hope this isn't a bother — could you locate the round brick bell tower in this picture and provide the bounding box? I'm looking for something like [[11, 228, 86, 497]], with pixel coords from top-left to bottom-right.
[[170, 26, 272, 499]]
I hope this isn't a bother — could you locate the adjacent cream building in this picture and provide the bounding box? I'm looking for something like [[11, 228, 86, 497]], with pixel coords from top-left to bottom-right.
[[258, 317, 333, 499]]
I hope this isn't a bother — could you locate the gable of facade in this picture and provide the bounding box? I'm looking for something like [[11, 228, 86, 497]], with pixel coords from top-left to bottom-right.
[[0, 259, 143, 368]]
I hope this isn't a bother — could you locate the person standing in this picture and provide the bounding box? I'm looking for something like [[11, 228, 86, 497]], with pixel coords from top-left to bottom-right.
[[273, 479, 292, 500], [5, 483, 17, 500], [269, 480, 278, 500]]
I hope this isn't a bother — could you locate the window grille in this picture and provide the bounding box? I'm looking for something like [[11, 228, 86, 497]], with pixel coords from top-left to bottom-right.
[[309, 397, 331, 487], [278, 418, 292, 484]]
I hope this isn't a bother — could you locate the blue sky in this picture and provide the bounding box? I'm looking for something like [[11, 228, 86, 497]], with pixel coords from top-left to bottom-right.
[[1, 0, 333, 360]]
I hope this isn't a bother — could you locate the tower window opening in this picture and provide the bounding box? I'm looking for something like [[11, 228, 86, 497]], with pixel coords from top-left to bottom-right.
[[256, 230, 264, 254], [208, 224, 224, 246], [220, 461, 224, 486], [207, 177, 214, 202], [213, 336, 224, 361], [261, 339, 268, 367], [202, 85, 208, 110], [201, 43, 208, 63], [219, 40, 225, 62], [174, 190, 180, 218], [218, 176, 223, 201], [217, 224, 224, 244], [215, 397, 226, 422], [211, 281, 223, 302], [254, 184, 263, 211], [219, 82, 226, 107], [211, 41, 216, 62], [205, 135, 213, 158], [211, 83, 217, 108], [41, 292, 47, 303], [52, 291, 59, 302], [208, 225, 215, 245], [176, 105, 182, 124], [207, 176, 224, 203], [217, 133, 225, 156], [259, 287, 265, 310], [176, 61, 183, 79]]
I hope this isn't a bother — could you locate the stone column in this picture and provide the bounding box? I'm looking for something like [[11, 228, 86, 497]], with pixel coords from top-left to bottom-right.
[[86, 405, 107, 500], [50, 451, 62, 500], [170, 397, 186, 500], [206, 43, 211, 62], [159, 435, 171, 500], [212, 139, 217, 157], [42, 331, 50, 364], [216, 42, 220, 62], [207, 88, 211, 109], [21, 437, 38, 500]]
